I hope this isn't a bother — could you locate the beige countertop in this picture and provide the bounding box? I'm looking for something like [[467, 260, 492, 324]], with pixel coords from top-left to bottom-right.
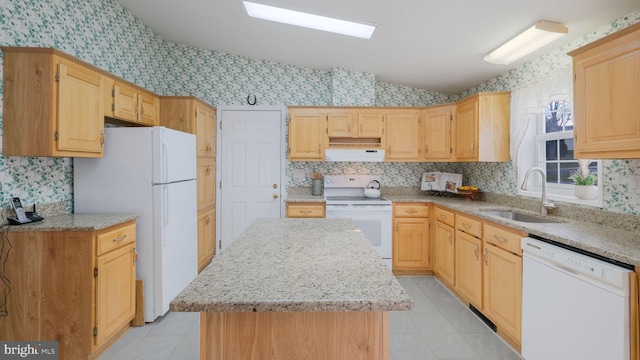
[[286, 193, 640, 267], [170, 218, 413, 313], [3, 213, 137, 231]]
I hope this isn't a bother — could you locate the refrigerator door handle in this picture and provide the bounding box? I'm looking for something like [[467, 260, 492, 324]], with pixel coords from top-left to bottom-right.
[[162, 142, 169, 183], [163, 185, 169, 246]]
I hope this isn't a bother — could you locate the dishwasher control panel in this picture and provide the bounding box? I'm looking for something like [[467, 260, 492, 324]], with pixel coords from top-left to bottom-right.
[[521, 237, 631, 290]]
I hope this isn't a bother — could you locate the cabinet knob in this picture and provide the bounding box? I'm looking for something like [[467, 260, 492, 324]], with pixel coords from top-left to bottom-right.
[[112, 234, 127, 243]]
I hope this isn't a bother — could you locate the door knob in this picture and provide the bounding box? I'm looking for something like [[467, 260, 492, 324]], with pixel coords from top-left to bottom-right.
[[273, 194, 279, 199], [273, 184, 278, 189]]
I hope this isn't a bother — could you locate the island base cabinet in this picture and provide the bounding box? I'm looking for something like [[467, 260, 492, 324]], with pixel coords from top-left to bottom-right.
[[200, 311, 389, 360]]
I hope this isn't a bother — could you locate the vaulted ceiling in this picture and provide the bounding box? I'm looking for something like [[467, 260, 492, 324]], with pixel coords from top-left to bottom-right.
[[117, 0, 640, 94]]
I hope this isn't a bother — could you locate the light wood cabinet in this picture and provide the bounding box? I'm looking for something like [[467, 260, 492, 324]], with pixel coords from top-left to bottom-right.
[[434, 207, 455, 286], [198, 208, 216, 271], [0, 220, 137, 359], [326, 109, 385, 139], [288, 108, 325, 161], [386, 109, 421, 161], [286, 202, 326, 218], [105, 79, 159, 126], [568, 22, 640, 158], [392, 203, 430, 273], [197, 158, 216, 211], [160, 96, 217, 271], [1, 47, 105, 157], [422, 105, 455, 161], [160, 97, 217, 158], [482, 222, 526, 348], [455, 92, 510, 162], [454, 213, 483, 308]]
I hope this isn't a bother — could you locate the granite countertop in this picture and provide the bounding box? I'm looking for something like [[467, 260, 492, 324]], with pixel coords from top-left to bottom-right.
[[286, 193, 640, 267], [171, 218, 413, 313], [3, 213, 137, 232]]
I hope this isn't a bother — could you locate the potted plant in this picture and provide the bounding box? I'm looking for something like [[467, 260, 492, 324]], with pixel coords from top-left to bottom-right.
[[569, 159, 598, 200]]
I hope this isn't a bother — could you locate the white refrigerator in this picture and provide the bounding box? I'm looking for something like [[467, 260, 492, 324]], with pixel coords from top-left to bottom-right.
[[74, 126, 197, 322]]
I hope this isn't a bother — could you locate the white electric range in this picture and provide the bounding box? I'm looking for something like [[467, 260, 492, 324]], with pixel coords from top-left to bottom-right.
[[324, 175, 392, 268]]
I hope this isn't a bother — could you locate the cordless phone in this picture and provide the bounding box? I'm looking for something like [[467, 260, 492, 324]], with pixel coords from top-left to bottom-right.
[[8, 197, 43, 225]]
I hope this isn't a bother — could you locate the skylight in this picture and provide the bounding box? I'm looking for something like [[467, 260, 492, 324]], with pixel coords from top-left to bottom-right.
[[243, 1, 376, 39]]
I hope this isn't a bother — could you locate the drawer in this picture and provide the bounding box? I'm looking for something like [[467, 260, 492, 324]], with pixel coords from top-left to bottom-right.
[[435, 207, 455, 227], [483, 223, 522, 255], [97, 222, 136, 256], [394, 203, 429, 218], [456, 213, 482, 238], [286, 203, 326, 218]]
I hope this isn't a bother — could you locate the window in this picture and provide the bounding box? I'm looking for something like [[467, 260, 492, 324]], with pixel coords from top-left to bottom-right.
[[515, 68, 602, 207]]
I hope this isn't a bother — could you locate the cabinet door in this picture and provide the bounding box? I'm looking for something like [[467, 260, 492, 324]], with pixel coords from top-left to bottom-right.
[[207, 110, 217, 157], [393, 217, 429, 270], [386, 111, 420, 161], [455, 230, 482, 307], [358, 112, 385, 137], [483, 244, 522, 344], [434, 221, 455, 286], [455, 98, 478, 160], [327, 112, 354, 137], [57, 59, 105, 154], [289, 110, 324, 160], [196, 105, 210, 157], [573, 38, 640, 158], [95, 242, 136, 347], [423, 106, 453, 160], [138, 92, 159, 126], [112, 82, 138, 122], [197, 158, 216, 211], [198, 208, 215, 272]]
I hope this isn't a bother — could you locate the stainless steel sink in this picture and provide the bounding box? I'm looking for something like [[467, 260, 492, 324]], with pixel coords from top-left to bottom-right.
[[481, 210, 563, 224]]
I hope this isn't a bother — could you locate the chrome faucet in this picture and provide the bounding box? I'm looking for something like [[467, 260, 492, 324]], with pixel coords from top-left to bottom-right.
[[521, 167, 556, 216]]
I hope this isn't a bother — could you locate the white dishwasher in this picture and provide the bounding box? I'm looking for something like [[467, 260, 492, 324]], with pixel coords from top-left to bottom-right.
[[521, 237, 633, 360]]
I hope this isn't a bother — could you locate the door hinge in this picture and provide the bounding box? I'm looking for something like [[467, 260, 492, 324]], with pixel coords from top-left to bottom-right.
[[450, 114, 453, 121], [93, 327, 98, 337], [111, 104, 115, 111], [325, 128, 328, 134], [219, 121, 222, 130], [54, 73, 60, 82], [574, 73, 577, 81], [195, 110, 198, 117], [450, 147, 453, 154], [54, 131, 59, 141], [111, 89, 115, 97], [93, 267, 98, 278], [219, 241, 221, 250], [219, 180, 222, 189]]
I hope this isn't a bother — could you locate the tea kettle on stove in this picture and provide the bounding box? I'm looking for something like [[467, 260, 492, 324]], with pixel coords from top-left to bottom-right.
[[364, 180, 381, 198]]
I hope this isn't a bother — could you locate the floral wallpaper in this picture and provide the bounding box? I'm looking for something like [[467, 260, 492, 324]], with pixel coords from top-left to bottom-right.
[[0, 0, 638, 216], [331, 67, 376, 106]]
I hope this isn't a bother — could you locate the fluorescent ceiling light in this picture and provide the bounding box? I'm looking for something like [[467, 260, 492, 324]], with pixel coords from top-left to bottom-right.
[[243, 1, 376, 39], [484, 20, 568, 65]]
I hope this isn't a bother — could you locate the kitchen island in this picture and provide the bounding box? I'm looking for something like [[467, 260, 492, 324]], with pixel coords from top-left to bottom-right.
[[170, 218, 413, 360]]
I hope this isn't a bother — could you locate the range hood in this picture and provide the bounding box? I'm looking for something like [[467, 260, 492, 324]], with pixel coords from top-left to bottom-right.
[[325, 149, 385, 162]]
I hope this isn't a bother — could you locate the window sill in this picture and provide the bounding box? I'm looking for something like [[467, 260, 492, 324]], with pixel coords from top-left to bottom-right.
[[517, 188, 603, 208]]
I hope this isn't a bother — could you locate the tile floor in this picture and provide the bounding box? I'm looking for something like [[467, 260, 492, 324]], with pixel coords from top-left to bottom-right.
[[98, 276, 522, 360]]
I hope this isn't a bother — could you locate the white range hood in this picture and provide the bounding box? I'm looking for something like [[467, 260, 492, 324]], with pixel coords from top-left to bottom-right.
[[325, 149, 385, 162]]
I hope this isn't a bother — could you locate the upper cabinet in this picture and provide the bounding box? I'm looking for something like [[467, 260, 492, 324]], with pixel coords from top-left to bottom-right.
[[569, 22, 640, 159], [288, 107, 325, 161], [326, 108, 385, 148], [386, 109, 421, 161], [1, 47, 105, 157], [422, 105, 455, 161], [105, 78, 159, 126], [160, 97, 217, 158], [455, 92, 510, 162]]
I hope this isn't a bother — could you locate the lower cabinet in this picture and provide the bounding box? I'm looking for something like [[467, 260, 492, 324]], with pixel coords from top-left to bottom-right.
[[434, 207, 455, 286], [482, 223, 525, 348], [392, 203, 430, 273], [198, 208, 216, 272], [286, 202, 326, 218], [0, 220, 137, 359], [454, 213, 483, 308]]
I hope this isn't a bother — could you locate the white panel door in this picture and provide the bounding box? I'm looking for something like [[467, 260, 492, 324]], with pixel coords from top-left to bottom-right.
[[219, 108, 283, 251]]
